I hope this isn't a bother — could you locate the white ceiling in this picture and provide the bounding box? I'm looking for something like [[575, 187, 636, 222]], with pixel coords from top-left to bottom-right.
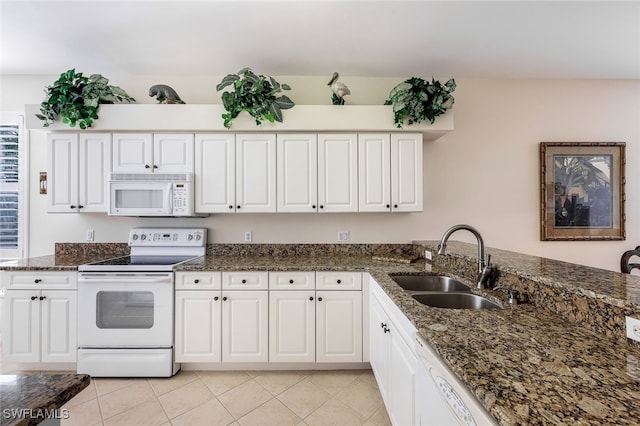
[[1, 0, 639, 79]]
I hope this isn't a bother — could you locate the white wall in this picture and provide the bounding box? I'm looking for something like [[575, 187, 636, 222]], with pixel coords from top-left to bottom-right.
[[1, 74, 638, 271]]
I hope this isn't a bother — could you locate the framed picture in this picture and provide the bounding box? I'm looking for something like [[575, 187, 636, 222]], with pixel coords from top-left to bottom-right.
[[540, 142, 626, 241]]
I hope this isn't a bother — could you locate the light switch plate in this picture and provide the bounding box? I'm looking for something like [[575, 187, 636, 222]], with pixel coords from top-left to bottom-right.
[[626, 316, 640, 342]]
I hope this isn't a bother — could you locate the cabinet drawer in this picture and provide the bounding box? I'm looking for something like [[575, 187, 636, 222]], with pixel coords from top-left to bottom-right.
[[175, 272, 222, 290], [222, 271, 268, 290], [269, 271, 315, 290], [316, 271, 362, 290], [2, 271, 77, 290]]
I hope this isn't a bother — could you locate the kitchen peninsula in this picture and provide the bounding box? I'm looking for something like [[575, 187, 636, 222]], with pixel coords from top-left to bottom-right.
[[2, 241, 640, 425], [0, 373, 90, 426]]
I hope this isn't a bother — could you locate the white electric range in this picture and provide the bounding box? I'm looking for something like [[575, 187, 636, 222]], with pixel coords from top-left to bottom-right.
[[77, 227, 207, 377]]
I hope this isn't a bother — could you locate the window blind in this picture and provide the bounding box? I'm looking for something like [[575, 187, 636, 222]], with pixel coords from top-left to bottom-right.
[[0, 124, 19, 250]]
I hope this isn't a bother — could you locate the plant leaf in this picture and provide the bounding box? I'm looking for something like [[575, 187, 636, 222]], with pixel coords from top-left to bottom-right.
[[269, 103, 283, 122], [216, 74, 240, 91], [275, 95, 295, 110]]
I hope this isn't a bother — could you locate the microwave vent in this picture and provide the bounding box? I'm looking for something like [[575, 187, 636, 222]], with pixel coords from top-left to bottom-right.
[[110, 173, 193, 182]]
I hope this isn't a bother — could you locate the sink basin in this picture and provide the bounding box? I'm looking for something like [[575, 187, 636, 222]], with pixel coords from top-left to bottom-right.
[[391, 275, 471, 293], [412, 292, 502, 310]]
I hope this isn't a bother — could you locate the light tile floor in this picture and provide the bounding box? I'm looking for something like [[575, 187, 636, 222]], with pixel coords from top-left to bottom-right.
[[2, 365, 391, 426]]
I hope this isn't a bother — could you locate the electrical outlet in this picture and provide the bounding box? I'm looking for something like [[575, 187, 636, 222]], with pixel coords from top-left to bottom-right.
[[337, 231, 350, 242], [626, 316, 640, 342], [244, 231, 252, 243], [86, 229, 94, 242], [424, 250, 432, 261]]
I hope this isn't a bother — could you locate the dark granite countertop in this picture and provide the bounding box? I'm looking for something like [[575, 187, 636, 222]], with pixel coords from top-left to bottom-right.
[[370, 269, 640, 425], [0, 374, 90, 426], [2, 242, 640, 425]]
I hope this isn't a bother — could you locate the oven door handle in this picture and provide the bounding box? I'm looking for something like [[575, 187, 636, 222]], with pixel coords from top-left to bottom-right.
[[78, 274, 173, 284]]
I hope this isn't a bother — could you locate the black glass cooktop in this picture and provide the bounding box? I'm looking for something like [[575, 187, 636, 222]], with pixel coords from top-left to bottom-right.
[[79, 255, 200, 271], [91, 255, 196, 266]]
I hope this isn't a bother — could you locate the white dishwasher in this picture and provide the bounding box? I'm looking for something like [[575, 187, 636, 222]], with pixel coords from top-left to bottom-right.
[[415, 334, 498, 426]]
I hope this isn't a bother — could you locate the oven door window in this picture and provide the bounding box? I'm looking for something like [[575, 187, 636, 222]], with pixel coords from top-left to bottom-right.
[[96, 291, 154, 329]]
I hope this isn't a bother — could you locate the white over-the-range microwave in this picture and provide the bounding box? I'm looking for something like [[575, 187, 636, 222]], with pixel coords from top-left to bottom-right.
[[109, 172, 201, 217]]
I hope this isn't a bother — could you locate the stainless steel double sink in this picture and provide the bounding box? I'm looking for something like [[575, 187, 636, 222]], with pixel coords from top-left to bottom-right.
[[390, 275, 502, 310]]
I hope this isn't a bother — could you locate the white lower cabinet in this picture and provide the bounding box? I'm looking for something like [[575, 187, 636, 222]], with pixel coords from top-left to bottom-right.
[[175, 271, 269, 363], [221, 290, 269, 362], [1, 271, 77, 363], [370, 276, 418, 426], [269, 290, 316, 362], [176, 271, 363, 365], [269, 272, 363, 363], [316, 290, 363, 363], [174, 290, 222, 362]]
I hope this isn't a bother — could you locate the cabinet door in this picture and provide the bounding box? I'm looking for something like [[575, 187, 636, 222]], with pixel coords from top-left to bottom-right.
[[369, 295, 390, 401], [153, 133, 194, 173], [221, 290, 268, 362], [175, 291, 221, 362], [2, 291, 40, 362], [316, 290, 362, 362], [47, 133, 79, 213], [235, 134, 276, 212], [391, 133, 423, 212], [195, 134, 236, 213], [388, 330, 418, 426], [269, 290, 316, 362], [112, 133, 153, 172], [317, 134, 358, 212], [358, 133, 391, 212], [41, 290, 77, 362], [78, 133, 111, 212], [277, 134, 318, 212]]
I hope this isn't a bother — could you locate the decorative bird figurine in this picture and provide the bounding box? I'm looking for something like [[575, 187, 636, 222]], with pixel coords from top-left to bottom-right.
[[328, 72, 351, 105]]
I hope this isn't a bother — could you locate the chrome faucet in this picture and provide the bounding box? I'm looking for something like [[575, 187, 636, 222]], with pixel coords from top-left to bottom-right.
[[437, 224, 493, 289]]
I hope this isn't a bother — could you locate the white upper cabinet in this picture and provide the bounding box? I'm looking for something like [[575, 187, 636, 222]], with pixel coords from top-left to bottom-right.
[[359, 133, 423, 212], [195, 134, 236, 213], [358, 133, 391, 212], [47, 133, 111, 213], [79, 134, 112, 212], [277, 134, 318, 212], [235, 134, 277, 213], [154, 134, 195, 173], [112, 133, 152, 173], [112, 133, 193, 173], [277, 133, 358, 213], [391, 133, 423, 212], [195, 133, 277, 213], [317, 133, 358, 212]]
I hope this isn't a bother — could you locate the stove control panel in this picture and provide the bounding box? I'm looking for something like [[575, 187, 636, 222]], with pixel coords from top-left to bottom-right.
[[128, 227, 207, 247]]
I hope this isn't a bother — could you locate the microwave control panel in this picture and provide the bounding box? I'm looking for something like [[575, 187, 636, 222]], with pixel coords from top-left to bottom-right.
[[172, 183, 189, 214]]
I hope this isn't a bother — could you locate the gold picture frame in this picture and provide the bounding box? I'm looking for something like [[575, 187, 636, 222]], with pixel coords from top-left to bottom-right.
[[540, 142, 626, 241]]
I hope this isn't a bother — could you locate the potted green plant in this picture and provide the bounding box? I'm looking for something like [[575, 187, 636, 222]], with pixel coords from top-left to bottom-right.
[[36, 69, 135, 129], [384, 77, 456, 128], [216, 67, 295, 129]]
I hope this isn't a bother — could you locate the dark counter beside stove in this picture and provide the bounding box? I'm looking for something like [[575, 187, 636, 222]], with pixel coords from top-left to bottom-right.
[[0, 374, 90, 426]]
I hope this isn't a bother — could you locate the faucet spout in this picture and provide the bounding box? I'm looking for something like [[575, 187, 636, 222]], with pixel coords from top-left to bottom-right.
[[437, 224, 492, 289]]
